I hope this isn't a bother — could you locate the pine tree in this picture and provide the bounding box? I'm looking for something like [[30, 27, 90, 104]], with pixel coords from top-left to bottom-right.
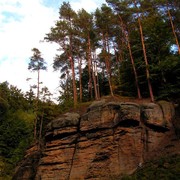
[[133, 0, 154, 102], [74, 9, 99, 100], [45, 2, 78, 107], [28, 48, 47, 140], [106, 0, 142, 99], [95, 5, 115, 97]]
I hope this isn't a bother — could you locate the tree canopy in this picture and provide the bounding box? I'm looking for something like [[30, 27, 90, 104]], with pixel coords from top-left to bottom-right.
[[44, 0, 180, 107]]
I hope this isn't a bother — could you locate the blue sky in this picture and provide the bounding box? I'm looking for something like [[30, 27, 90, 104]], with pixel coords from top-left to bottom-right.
[[0, 0, 106, 101]]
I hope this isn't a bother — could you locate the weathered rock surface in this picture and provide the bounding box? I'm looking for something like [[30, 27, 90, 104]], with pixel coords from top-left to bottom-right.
[[12, 145, 41, 180], [13, 100, 180, 180]]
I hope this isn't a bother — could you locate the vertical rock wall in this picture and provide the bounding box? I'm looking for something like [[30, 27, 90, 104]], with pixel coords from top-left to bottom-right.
[[13, 100, 179, 180]]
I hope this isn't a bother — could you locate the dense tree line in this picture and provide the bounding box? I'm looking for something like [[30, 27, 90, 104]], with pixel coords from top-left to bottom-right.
[[0, 82, 34, 178], [0, 81, 58, 178], [45, 0, 180, 108]]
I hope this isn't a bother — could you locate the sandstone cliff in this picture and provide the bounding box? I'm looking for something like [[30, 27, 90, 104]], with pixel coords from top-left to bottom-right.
[[13, 100, 180, 180]]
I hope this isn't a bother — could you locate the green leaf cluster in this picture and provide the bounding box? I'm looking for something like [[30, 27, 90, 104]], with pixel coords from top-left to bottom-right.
[[0, 82, 35, 178]]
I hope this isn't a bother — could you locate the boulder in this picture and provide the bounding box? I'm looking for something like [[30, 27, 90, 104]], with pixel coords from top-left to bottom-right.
[[141, 101, 175, 130], [45, 113, 80, 140], [13, 100, 179, 180], [80, 102, 120, 131]]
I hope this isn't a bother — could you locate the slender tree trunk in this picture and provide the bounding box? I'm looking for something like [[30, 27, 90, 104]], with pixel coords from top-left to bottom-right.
[[96, 71, 100, 99], [103, 33, 114, 97], [92, 53, 99, 100], [87, 34, 93, 99], [37, 69, 40, 100], [69, 30, 78, 107], [95, 53, 100, 99], [66, 70, 70, 100], [107, 36, 114, 97], [34, 113, 37, 142], [134, 0, 154, 102], [93, 51, 100, 99], [39, 110, 44, 148], [118, 15, 142, 99], [167, 3, 180, 55], [69, 56, 77, 107], [115, 35, 124, 63], [128, 39, 142, 99], [34, 69, 40, 141], [138, 17, 154, 102], [113, 42, 122, 94], [78, 57, 83, 102]]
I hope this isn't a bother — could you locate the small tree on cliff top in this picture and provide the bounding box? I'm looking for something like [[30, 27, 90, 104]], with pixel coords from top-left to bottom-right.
[[28, 48, 47, 140]]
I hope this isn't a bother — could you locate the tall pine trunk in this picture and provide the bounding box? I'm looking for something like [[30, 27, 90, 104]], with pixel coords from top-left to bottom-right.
[[107, 36, 114, 97], [69, 56, 77, 107], [38, 110, 44, 148], [134, 0, 154, 102], [69, 32, 78, 107], [103, 33, 114, 97], [87, 34, 93, 99], [34, 69, 40, 141], [37, 69, 40, 100], [87, 33, 99, 100], [78, 57, 83, 102], [118, 15, 142, 99], [92, 52, 99, 100]]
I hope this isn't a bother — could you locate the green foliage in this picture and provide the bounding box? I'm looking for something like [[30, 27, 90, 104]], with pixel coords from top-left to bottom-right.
[[155, 56, 180, 100], [0, 113, 32, 157], [119, 60, 137, 97], [57, 79, 74, 112], [44, 0, 180, 105], [0, 82, 59, 178], [0, 83, 35, 178], [80, 65, 110, 101], [104, 0, 180, 101], [28, 48, 47, 72], [120, 154, 180, 180], [0, 97, 9, 116]]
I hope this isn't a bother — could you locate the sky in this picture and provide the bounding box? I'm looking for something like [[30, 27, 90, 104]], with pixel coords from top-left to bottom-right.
[[0, 0, 106, 102]]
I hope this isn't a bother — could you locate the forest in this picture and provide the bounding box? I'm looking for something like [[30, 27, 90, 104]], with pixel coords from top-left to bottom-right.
[[0, 0, 180, 178], [44, 0, 180, 107]]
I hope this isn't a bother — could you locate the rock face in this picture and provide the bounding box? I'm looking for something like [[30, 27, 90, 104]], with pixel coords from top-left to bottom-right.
[[13, 100, 179, 180]]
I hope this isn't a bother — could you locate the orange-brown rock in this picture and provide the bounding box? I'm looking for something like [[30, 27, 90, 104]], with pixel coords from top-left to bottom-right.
[[13, 100, 180, 180]]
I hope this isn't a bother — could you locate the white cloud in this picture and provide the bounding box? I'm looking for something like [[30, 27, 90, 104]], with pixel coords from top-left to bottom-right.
[[0, 0, 105, 102], [0, 0, 59, 99]]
